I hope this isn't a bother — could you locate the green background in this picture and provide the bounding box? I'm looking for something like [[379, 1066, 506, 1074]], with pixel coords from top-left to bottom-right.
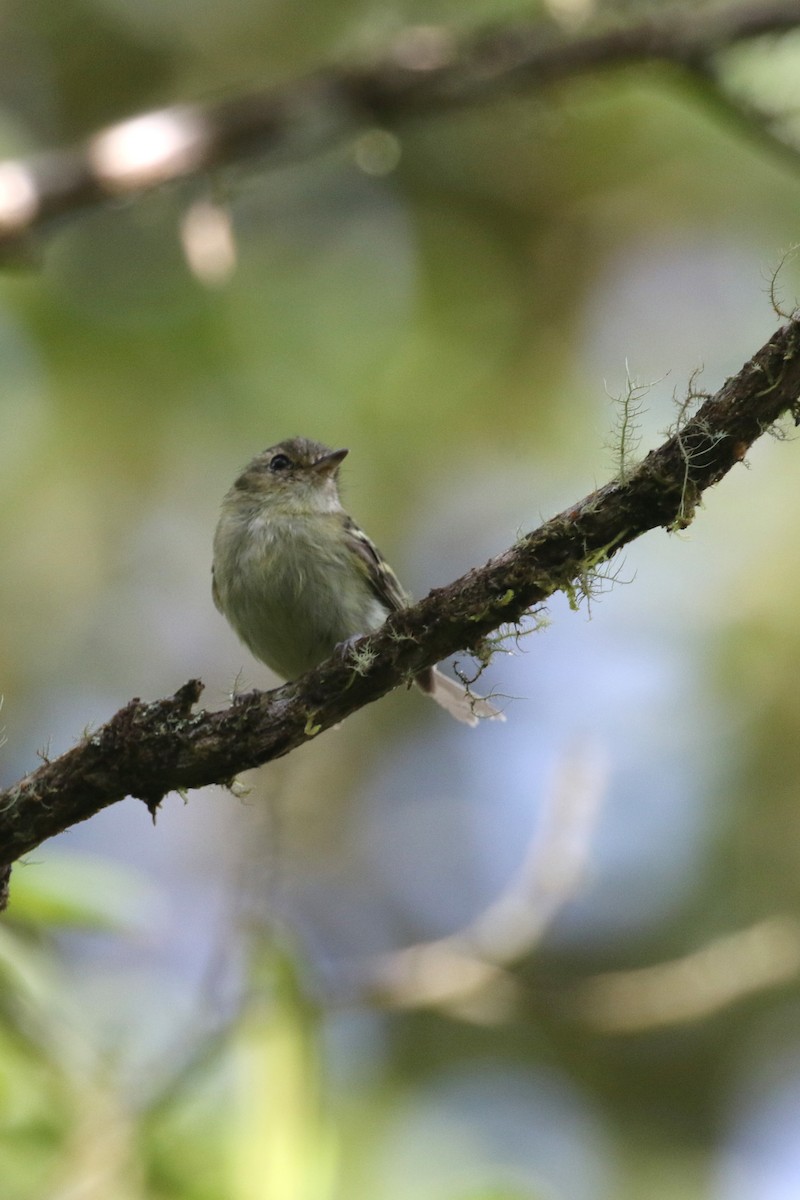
[[3, 1, 800, 1196]]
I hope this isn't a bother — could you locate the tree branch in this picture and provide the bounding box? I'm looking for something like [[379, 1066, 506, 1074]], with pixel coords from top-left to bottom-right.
[[681, 60, 800, 174], [1, 0, 799, 257], [2, 316, 800, 905]]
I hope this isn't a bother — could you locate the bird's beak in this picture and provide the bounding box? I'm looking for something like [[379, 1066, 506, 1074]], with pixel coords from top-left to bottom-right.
[[312, 448, 349, 476]]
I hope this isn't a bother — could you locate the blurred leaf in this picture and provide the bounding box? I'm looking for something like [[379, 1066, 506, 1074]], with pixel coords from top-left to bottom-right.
[[10, 853, 158, 931], [451, 1190, 547, 1200], [0, 922, 59, 1012], [229, 944, 338, 1200]]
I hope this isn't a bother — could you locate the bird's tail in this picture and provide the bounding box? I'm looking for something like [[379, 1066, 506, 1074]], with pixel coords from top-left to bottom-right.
[[416, 665, 505, 726]]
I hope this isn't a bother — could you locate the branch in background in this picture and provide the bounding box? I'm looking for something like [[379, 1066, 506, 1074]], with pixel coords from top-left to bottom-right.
[[347, 740, 608, 1018], [1, 315, 800, 907], [682, 59, 800, 174], [574, 915, 800, 1032], [328, 755, 800, 1026], [1, 0, 800, 257]]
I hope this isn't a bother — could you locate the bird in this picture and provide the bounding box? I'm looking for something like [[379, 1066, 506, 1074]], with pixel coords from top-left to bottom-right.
[[212, 437, 503, 726]]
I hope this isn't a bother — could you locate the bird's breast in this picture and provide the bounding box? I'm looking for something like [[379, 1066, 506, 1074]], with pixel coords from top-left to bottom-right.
[[213, 510, 387, 679]]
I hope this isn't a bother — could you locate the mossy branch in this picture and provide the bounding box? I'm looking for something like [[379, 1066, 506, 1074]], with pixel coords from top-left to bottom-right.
[[1, 317, 800, 907]]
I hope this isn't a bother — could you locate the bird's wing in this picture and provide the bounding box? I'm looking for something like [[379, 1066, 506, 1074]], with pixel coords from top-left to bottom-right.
[[341, 515, 409, 614]]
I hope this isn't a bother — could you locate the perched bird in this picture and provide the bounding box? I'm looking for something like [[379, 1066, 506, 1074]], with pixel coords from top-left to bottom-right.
[[212, 437, 503, 725]]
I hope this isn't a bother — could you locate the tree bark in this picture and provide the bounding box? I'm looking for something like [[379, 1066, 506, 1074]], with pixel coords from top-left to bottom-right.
[[2, 316, 799, 906]]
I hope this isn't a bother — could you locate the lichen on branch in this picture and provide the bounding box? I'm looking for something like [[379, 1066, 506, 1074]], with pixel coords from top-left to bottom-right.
[[1, 316, 799, 908]]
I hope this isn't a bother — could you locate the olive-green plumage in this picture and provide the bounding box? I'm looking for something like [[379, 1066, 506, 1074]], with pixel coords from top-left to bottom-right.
[[212, 437, 502, 725]]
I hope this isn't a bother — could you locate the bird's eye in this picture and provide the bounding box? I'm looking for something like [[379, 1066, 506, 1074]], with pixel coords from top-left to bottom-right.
[[269, 453, 292, 472]]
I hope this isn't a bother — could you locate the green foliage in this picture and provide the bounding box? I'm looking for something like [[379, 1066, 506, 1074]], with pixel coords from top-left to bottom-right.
[[10, 855, 157, 931], [5, 1, 800, 1198]]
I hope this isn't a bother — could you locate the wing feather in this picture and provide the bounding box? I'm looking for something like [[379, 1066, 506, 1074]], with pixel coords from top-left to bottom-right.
[[341, 515, 409, 613]]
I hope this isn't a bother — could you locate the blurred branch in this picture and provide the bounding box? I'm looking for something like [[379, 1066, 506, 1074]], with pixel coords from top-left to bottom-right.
[[573, 915, 800, 1031], [346, 740, 608, 1019], [2, 316, 800, 907], [2, 0, 800, 257], [682, 60, 800, 173]]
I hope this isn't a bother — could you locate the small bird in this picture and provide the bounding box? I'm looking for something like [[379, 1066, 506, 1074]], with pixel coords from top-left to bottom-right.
[[212, 437, 503, 726]]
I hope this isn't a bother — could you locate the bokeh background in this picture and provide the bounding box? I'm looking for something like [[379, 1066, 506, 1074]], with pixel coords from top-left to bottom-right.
[[3, 0, 800, 1197]]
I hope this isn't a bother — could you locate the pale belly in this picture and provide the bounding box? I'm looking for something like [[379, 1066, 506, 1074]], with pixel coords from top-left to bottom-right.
[[214, 514, 388, 681]]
